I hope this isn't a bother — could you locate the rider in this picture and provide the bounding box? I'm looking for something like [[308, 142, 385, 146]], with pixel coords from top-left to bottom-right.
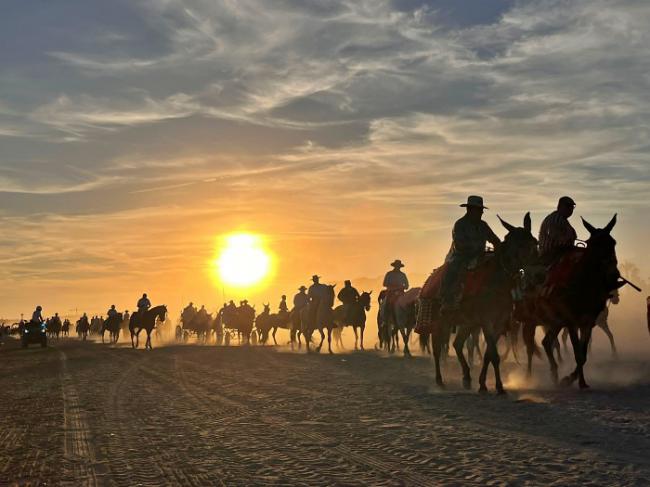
[[293, 286, 309, 310], [338, 280, 360, 322], [107, 305, 119, 319], [278, 295, 289, 314], [538, 196, 577, 265], [197, 305, 208, 319], [440, 195, 501, 313], [381, 260, 409, 324], [31, 306, 44, 325], [137, 293, 151, 317]]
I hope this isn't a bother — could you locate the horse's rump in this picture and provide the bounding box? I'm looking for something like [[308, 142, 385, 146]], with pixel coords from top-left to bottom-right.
[[396, 287, 421, 308], [419, 259, 495, 301]]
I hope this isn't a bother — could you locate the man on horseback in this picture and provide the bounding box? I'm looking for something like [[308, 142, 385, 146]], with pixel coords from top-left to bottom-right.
[[137, 293, 151, 317], [538, 196, 577, 265], [293, 286, 309, 310], [107, 305, 119, 319], [381, 260, 409, 325], [440, 195, 501, 314], [338, 280, 360, 322], [279, 295, 289, 313]]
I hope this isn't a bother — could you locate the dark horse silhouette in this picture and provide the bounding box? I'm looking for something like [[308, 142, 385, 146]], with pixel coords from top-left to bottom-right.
[[423, 213, 538, 393], [129, 305, 167, 349], [522, 215, 624, 389], [300, 285, 336, 353], [333, 291, 372, 350], [101, 313, 122, 344]]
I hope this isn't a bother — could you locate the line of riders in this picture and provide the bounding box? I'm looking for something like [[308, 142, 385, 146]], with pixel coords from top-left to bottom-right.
[[18, 195, 637, 393]]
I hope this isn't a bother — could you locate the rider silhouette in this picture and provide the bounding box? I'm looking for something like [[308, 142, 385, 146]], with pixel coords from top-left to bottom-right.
[[338, 280, 360, 322], [293, 286, 309, 310], [137, 293, 151, 317], [279, 295, 289, 313]]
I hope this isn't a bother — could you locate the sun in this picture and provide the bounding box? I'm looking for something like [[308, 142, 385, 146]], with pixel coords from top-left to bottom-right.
[[214, 233, 272, 287]]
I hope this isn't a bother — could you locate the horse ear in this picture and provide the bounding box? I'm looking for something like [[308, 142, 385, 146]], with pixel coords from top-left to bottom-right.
[[497, 215, 516, 233], [604, 213, 617, 233], [369, 290, 373, 295], [523, 212, 532, 232], [581, 217, 596, 235]]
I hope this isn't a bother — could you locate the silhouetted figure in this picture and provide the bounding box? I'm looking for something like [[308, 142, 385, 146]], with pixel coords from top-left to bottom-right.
[[293, 286, 309, 310], [338, 280, 360, 322], [137, 293, 151, 317], [308, 275, 329, 325], [31, 306, 44, 325], [647, 296, 650, 336], [440, 196, 501, 312], [538, 196, 577, 264], [279, 295, 289, 313], [380, 260, 409, 327], [107, 305, 119, 319]]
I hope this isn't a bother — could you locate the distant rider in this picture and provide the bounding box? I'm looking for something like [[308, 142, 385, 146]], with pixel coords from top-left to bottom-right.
[[137, 293, 151, 317], [31, 306, 44, 325], [293, 286, 309, 310], [338, 280, 360, 322]]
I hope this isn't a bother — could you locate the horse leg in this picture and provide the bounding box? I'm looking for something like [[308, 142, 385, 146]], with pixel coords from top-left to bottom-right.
[[400, 327, 411, 357], [577, 326, 592, 389], [131, 330, 135, 349], [600, 323, 617, 357], [272, 327, 278, 346], [453, 326, 472, 389], [482, 333, 505, 394], [316, 329, 325, 353], [432, 333, 445, 388], [360, 324, 365, 351], [327, 328, 333, 354], [542, 328, 561, 385], [353, 326, 358, 351]]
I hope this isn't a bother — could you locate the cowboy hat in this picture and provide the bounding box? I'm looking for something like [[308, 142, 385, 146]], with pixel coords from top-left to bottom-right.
[[311, 275, 320, 281], [460, 195, 488, 209], [298, 285, 307, 291], [390, 259, 405, 268]]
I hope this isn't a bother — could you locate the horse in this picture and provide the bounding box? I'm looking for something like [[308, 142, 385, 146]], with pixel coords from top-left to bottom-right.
[[271, 310, 292, 346], [333, 291, 372, 351], [62, 319, 70, 337], [77, 316, 90, 341], [255, 304, 274, 345], [222, 305, 255, 344], [300, 285, 336, 353], [129, 305, 168, 349], [523, 215, 624, 388], [47, 316, 62, 339], [420, 213, 538, 393], [101, 313, 122, 344], [185, 311, 212, 343], [288, 307, 304, 349]]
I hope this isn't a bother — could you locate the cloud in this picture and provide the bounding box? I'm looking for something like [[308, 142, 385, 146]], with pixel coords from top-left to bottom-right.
[[1, 0, 649, 313]]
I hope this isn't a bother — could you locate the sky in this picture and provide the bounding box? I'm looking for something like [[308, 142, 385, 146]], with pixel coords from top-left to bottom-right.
[[1, 0, 649, 319]]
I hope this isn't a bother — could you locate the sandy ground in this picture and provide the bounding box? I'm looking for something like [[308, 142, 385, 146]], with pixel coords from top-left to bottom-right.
[[0, 335, 649, 486]]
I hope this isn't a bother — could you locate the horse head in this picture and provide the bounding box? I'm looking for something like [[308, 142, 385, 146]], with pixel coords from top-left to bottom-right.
[[323, 285, 336, 308], [497, 212, 539, 273], [582, 214, 621, 291], [359, 291, 372, 311]]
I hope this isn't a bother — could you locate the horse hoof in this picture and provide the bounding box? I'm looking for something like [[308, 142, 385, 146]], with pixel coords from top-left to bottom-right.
[[496, 386, 507, 395], [463, 378, 472, 390], [436, 378, 445, 389], [579, 382, 590, 390], [478, 385, 488, 394], [559, 376, 572, 387]]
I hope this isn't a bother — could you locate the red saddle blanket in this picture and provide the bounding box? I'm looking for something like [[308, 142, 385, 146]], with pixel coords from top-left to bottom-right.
[[543, 248, 586, 291], [419, 260, 494, 300]]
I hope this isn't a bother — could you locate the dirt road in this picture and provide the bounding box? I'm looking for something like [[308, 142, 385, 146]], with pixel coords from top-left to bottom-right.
[[1, 337, 649, 486]]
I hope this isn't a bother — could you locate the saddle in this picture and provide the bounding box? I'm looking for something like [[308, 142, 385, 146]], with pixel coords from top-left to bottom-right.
[[419, 257, 495, 301], [541, 248, 586, 296]]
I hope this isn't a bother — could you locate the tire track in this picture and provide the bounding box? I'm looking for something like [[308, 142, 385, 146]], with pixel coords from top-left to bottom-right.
[[173, 355, 441, 487], [59, 349, 99, 486], [103, 352, 204, 487]]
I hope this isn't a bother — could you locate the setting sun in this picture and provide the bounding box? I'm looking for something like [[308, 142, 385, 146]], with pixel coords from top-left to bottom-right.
[[214, 233, 272, 288]]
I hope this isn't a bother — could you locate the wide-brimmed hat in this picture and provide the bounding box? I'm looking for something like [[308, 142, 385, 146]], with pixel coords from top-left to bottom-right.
[[311, 275, 320, 281], [558, 196, 576, 207], [460, 195, 488, 209], [298, 285, 307, 291], [390, 259, 405, 268]]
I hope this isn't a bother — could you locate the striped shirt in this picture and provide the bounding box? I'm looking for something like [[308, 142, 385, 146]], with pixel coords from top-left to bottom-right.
[[538, 210, 577, 256]]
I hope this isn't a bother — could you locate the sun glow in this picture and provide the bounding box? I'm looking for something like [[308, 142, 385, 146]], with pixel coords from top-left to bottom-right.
[[214, 233, 272, 288]]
